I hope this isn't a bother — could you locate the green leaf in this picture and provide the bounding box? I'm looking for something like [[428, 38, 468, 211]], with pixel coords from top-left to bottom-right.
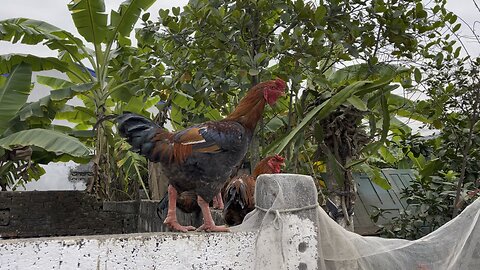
[[16, 96, 55, 122], [68, 0, 108, 44], [362, 93, 390, 154], [50, 82, 95, 100], [56, 105, 96, 124], [253, 53, 267, 64], [324, 147, 346, 186], [0, 128, 91, 158], [389, 116, 412, 134], [379, 145, 397, 164], [449, 14, 458, 24], [109, 0, 156, 39], [346, 95, 367, 111], [0, 54, 90, 82], [328, 63, 408, 86], [172, 7, 180, 16], [248, 69, 260, 76], [265, 117, 286, 132], [15, 83, 94, 124], [0, 62, 32, 136], [419, 158, 442, 179], [268, 79, 393, 154], [123, 94, 159, 114], [360, 164, 391, 190], [314, 5, 326, 22], [37, 76, 75, 89], [453, 47, 461, 58], [413, 68, 422, 83], [0, 54, 67, 73], [204, 108, 222, 121], [0, 18, 89, 62], [452, 23, 461, 33], [407, 152, 425, 170], [396, 109, 431, 124], [172, 91, 194, 109]]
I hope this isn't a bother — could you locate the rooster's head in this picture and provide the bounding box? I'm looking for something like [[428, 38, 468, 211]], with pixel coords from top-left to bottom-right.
[[260, 79, 287, 105], [266, 154, 286, 173]]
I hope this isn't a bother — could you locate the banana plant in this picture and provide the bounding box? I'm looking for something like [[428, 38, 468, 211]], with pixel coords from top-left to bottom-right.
[[0, 0, 158, 199], [0, 62, 91, 190]]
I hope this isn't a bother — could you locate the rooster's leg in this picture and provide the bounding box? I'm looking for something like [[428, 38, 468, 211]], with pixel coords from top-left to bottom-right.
[[212, 192, 224, 210], [196, 195, 229, 232], [164, 185, 196, 232]]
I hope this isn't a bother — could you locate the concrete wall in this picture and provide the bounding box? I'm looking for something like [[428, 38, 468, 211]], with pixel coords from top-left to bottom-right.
[[0, 174, 321, 269], [0, 191, 138, 238], [0, 191, 224, 239], [0, 213, 318, 270], [0, 232, 258, 270]]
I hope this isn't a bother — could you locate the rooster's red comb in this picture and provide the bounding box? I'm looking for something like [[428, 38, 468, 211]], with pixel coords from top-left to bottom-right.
[[272, 154, 285, 162]]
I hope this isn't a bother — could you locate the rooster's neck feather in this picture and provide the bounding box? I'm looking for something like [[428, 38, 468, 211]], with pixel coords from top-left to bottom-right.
[[252, 158, 275, 179], [224, 86, 266, 132]]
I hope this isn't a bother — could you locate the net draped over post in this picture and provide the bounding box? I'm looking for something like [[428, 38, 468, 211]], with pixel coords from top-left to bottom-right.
[[233, 174, 480, 270]]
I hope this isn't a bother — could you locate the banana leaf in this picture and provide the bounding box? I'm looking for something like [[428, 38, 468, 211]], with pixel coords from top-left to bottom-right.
[[0, 62, 32, 135], [0, 129, 91, 160]]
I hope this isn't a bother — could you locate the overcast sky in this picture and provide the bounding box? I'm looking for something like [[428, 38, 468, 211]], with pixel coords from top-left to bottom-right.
[[0, 0, 189, 57]]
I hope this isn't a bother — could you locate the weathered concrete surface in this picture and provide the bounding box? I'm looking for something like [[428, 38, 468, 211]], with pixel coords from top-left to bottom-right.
[[0, 191, 138, 238], [0, 174, 322, 270], [246, 174, 319, 270], [0, 191, 225, 239], [0, 232, 257, 270]]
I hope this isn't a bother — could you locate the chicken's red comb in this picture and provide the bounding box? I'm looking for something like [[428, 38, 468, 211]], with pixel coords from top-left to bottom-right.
[[272, 154, 285, 162], [274, 78, 287, 89]]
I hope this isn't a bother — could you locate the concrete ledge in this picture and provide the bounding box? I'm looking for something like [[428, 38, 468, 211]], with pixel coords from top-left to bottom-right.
[[0, 232, 257, 270], [0, 174, 321, 269]]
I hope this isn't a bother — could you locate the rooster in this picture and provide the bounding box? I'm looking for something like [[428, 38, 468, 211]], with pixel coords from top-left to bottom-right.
[[117, 79, 286, 232], [223, 155, 285, 226], [156, 155, 285, 226]]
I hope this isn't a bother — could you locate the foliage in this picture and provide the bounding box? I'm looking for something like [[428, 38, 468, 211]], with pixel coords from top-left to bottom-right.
[[0, 1, 158, 199], [134, 0, 457, 229], [373, 157, 479, 240], [372, 87, 480, 239], [0, 63, 91, 190], [371, 12, 480, 236]]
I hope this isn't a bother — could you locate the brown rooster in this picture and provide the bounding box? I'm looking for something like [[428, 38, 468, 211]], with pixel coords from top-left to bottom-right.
[[117, 79, 286, 232], [223, 155, 285, 226], [156, 155, 285, 226]]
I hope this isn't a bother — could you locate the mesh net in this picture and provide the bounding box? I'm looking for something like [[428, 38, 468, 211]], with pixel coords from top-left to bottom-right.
[[232, 174, 480, 270]]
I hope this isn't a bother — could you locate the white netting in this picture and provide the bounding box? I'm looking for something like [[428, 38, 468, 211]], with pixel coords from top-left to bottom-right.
[[232, 174, 480, 270]]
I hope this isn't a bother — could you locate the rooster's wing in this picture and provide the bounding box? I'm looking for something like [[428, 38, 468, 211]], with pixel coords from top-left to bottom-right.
[[167, 121, 247, 163]]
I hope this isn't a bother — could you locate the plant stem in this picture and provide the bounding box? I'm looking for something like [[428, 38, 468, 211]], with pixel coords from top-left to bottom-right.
[[452, 87, 480, 217]]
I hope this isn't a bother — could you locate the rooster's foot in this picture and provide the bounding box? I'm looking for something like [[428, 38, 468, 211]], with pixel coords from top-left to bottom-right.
[[196, 224, 230, 232], [164, 217, 196, 232]]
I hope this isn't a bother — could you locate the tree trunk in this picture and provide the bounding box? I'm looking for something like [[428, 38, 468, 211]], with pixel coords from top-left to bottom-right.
[[452, 88, 480, 217], [148, 161, 169, 200], [92, 122, 111, 200], [147, 110, 171, 200], [319, 106, 367, 231], [325, 152, 355, 232]]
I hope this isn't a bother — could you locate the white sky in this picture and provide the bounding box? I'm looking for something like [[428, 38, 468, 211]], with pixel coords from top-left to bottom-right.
[[0, 0, 189, 57]]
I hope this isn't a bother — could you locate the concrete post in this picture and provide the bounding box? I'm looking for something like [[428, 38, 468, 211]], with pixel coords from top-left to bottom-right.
[[249, 173, 319, 270]]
